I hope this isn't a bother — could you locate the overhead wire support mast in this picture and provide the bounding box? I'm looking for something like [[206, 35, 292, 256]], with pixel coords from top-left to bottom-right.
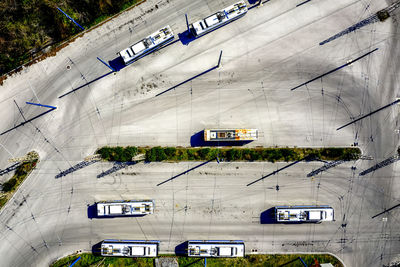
[[26, 102, 57, 110], [56, 7, 85, 31], [1, 101, 57, 135], [185, 14, 190, 33], [290, 48, 379, 91], [97, 57, 116, 72]]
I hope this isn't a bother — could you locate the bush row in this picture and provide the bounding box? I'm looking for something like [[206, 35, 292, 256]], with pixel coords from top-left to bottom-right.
[[51, 252, 343, 267], [97, 146, 361, 162]]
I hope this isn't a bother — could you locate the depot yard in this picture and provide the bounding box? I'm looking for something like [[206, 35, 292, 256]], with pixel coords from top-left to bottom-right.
[[0, 0, 399, 266]]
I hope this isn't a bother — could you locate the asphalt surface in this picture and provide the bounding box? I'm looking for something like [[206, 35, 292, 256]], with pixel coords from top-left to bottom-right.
[[0, 0, 399, 266]]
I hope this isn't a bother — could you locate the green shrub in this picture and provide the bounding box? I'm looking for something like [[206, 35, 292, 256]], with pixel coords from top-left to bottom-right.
[[266, 149, 281, 162], [208, 148, 219, 160], [187, 149, 196, 160], [0, 196, 8, 208], [97, 147, 112, 161], [125, 146, 138, 159], [321, 148, 342, 159], [176, 149, 187, 161], [198, 148, 210, 159], [146, 147, 167, 162], [226, 149, 242, 161], [242, 149, 252, 161], [165, 147, 177, 158], [2, 178, 17, 192]]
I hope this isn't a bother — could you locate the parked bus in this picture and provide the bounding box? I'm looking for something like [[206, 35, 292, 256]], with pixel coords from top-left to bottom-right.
[[187, 240, 245, 257], [101, 239, 159, 257], [275, 206, 334, 223], [96, 200, 154, 217], [204, 129, 258, 141]]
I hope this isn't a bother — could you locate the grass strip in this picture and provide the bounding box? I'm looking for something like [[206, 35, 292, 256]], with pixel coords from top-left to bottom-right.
[[51, 253, 343, 267], [0, 159, 38, 210], [97, 146, 361, 163]]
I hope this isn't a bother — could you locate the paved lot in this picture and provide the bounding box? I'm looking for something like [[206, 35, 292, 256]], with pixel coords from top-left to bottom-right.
[[0, 0, 399, 266]]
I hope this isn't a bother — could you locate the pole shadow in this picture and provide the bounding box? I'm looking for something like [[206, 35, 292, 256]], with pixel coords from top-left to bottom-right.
[[157, 159, 215, 186], [155, 65, 218, 97], [58, 71, 114, 98], [372, 203, 400, 219], [175, 241, 188, 256], [247, 156, 313, 186], [190, 130, 252, 147], [260, 207, 276, 224], [1, 107, 56, 135]]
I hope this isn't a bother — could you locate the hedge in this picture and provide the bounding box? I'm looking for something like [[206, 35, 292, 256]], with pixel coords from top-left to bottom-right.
[[96, 146, 361, 163]]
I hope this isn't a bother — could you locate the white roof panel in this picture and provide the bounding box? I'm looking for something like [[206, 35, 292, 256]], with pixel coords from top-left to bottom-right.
[[205, 15, 219, 27], [219, 247, 232, 256], [132, 42, 146, 54], [309, 211, 322, 220], [109, 205, 122, 214], [131, 246, 145, 256]]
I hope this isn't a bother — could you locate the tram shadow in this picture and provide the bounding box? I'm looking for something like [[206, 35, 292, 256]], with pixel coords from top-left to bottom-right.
[[190, 130, 252, 147], [92, 241, 103, 256], [108, 57, 126, 72], [87, 204, 100, 219], [178, 30, 196, 46], [260, 208, 276, 224], [175, 241, 188, 256]]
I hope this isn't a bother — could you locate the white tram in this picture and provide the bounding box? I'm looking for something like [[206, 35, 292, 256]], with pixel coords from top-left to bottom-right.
[[119, 25, 174, 65], [190, 1, 248, 37], [187, 240, 245, 257], [101, 240, 159, 257], [96, 200, 154, 217], [275, 206, 334, 223]]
